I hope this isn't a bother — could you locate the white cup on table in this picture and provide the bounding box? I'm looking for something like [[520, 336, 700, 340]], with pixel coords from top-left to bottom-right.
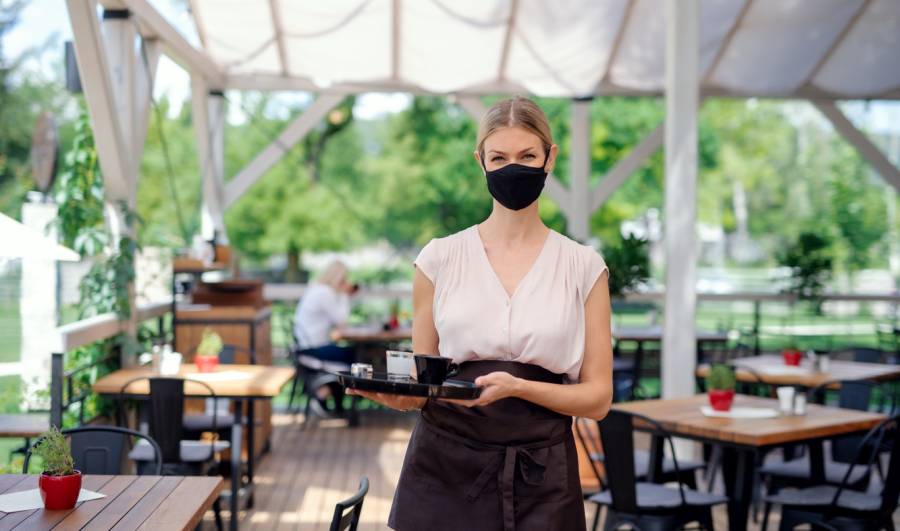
[[777, 386, 796, 414]]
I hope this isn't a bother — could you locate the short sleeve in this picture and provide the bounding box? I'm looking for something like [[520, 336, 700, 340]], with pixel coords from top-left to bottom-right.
[[582, 247, 609, 297], [414, 238, 441, 284]]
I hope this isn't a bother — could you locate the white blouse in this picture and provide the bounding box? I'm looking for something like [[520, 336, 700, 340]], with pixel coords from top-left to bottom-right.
[[414, 226, 608, 382]]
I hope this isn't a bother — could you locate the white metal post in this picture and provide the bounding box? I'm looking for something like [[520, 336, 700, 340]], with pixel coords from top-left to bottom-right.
[[663, 0, 699, 399], [193, 77, 227, 241], [569, 98, 592, 242]]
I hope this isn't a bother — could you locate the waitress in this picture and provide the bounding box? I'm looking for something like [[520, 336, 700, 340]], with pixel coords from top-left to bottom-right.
[[349, 95, 613, 531]]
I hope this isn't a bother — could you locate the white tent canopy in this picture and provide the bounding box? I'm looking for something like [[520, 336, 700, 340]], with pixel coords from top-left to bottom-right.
[[67, 0, 900, 400], [0, 213, 80, 262], [191, 0, 900, 100]]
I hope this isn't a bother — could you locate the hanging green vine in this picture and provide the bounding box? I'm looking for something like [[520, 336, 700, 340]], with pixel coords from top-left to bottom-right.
[[52, 109, 146, 425]]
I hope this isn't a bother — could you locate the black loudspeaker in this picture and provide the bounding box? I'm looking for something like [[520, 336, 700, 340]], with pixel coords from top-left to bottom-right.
[[64, 41, 82, 94]]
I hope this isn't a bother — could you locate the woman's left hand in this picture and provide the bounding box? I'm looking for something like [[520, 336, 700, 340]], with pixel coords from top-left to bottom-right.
[[440, 371, 523, 407]]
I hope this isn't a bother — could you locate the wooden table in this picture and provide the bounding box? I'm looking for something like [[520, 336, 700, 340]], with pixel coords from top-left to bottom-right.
[[0, 415, 48, 439], [613, 394, 885, 531], [696, 354, 900, 388], [0, 474, 222, 530], [93, 364, 293, 524], [335, 325, 412, 344]]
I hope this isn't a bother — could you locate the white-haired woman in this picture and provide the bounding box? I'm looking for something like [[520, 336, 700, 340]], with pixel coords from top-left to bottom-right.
[[350, 96, 613, 530], [293, 259, 357, 364]]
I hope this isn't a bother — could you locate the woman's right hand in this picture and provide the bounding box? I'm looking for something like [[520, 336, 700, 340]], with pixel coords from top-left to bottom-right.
[[347, 389, 426, 411]]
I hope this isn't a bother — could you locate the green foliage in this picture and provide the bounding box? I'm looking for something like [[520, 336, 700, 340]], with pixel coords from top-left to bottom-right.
[[53, 112, 106, 255], [196, 328, 223, 357], [778, 231, 834, 302], [707, 364, 736, 391], [603, 234, 650, 297], [32, 427, 75, 476]]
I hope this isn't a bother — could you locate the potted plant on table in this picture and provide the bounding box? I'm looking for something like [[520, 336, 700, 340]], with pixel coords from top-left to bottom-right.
[[195, 328, 223, 373], [34, 427, 81, 510], [706, 364, 736, 412], [781, 342, 803, 366]]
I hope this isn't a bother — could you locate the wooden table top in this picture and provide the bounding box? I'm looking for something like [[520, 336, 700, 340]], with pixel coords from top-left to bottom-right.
[[613, 325, 728, 343], [697, 354, 900, 388], [335, 326, 412, 343], [93, 364, 295, 398], [0, 474, 222, 530], [0, 415, 49, 438], [613, 394, 885, 447]]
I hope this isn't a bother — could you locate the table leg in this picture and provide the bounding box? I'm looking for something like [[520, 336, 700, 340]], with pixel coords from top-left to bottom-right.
[[647, 434, 665, 483], [231, 403, 242, 531], [247, 398, 255, 509], [721, 446, 756, 531], [808, 440, 825, 483]]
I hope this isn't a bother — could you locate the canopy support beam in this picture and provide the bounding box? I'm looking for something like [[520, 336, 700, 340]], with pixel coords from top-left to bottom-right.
[[662, 0, 699, 400], [193, 77, 227, 241], [815, 101, 900, 192], [99, 0, 223, 86], [592, 123, 664, 211], [224, 93, 345, 208], [569, 98, 592, 241]]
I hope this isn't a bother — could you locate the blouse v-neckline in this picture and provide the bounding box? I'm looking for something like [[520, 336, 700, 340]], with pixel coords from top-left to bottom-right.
[[473, 225, 555, 302]]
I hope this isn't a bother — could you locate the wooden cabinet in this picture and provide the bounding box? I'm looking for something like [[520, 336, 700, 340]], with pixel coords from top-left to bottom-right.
[[175, 302, 273, 460]]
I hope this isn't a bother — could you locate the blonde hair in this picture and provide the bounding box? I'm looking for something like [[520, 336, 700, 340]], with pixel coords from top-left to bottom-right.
[[476, 95, 554, 158], [316, 260, 349, 291]]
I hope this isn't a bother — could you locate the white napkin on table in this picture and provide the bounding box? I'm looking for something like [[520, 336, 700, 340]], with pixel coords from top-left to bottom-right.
[[0, 488, 105, 513]]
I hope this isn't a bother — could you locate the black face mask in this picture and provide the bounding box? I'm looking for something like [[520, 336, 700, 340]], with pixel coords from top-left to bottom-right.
[[482, 153, 549, 211]]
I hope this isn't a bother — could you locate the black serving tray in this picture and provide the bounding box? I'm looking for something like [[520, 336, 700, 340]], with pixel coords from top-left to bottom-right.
[[335, 371, 482, 399]]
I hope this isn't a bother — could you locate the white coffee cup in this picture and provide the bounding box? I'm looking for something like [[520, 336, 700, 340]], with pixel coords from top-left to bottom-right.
[[160, 351, 183, 376], [777, 386, 796, 414]]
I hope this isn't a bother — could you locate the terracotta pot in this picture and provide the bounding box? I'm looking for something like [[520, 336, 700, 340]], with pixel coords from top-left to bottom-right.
[[195, 355, 219, 373], [708, 389, 735, 412], [782, 349, 802, 366], [39, 470, 82, 510]]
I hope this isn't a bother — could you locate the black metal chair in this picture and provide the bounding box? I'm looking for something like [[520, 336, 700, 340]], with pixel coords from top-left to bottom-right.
[[23, 425, 162, 476], [587, 409, 728, 531], [575, 417, 705, 531], [831, 347, 887, 364], [763, 414, 900, 531], [117, 377, 230, 473], [118, 376, 234, 530], [329, 476, 369, 531], [759, 379, 885, 530]]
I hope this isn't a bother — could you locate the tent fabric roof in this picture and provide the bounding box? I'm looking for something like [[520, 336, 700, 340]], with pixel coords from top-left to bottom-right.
[[188, 0, 900, 100]]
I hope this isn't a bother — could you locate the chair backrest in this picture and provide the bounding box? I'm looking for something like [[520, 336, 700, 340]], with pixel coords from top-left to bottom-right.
[[24, 425, 163, 475], [573, 417, 606, 490], [809, 379, 876, 462], [329, 477, 369, 531], [598, 409, 687, 514], [831, 347, 884, 364], [119, 376, 219, 463], [830, 414, 900, 516]]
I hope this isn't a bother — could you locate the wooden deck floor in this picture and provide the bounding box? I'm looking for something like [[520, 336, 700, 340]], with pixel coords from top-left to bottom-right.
[[209, 409, 897, 531]]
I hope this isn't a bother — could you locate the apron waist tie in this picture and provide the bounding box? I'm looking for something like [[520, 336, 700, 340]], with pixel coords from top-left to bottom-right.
[[421, 416, 570, 531]]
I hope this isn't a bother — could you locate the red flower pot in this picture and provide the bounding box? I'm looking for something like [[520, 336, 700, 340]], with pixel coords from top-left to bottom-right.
[[195, 355, 219, 373], [708, 389, 735, 412], [39, 470, 82, 510], [782, 350, 802, 366]]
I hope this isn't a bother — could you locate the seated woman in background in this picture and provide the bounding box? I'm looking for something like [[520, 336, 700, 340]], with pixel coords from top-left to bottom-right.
[[293, 259, 357, 365]]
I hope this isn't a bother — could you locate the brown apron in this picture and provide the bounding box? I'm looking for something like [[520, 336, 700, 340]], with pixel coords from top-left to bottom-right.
[[389, 361, 586, 531]]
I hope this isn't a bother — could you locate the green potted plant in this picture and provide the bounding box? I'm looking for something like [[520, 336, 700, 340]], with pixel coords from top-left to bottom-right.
[[195, 328, 223, 373], [706, 364, 736, 412], [34, 427, 81, 510], [605, 234, 651, 300]]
